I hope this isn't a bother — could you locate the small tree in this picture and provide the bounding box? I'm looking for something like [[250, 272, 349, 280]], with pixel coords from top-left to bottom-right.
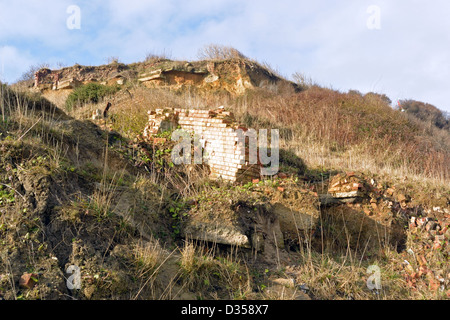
[[106, 56, 120, 65], [16, 63, 50, 84], [292, 72, 313, 90]]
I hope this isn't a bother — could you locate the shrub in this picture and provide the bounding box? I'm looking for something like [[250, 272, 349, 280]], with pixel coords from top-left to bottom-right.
[[197, 44, 247, 60], [144, 49, 172, 63], [65, 83, 120, 110], [106, 56, 121, 64], [292, 72, 314, 91], [400, 99, 449, 130]]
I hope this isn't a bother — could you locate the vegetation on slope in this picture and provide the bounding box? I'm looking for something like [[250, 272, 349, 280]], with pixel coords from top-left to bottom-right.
[[399, 99, 450, 131], [0, 46, 449, 300], [65, 83, 120, 111]]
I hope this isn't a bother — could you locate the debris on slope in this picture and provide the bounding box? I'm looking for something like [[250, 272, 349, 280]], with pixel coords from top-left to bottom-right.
[[400, 215, 450, 295], [319, 172, 407, 250], [327, 172, 370, 200]]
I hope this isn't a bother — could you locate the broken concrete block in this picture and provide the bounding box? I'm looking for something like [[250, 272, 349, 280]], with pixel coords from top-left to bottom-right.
[[182, 222, 251, 248], [271, 202, 318, 235]]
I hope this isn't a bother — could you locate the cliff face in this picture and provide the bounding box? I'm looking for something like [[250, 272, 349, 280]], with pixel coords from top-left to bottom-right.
[[31, 59, 297, 108], [136, 59, 294, 94]]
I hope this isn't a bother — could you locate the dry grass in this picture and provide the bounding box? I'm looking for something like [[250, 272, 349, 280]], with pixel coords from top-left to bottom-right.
[[79, 82, 449, 190], [288, 228, 448, 300], [85, 80, 448, 185], [179, 240, 252, 299], [131, 237, 174, 298], [226, 86, 449, 185]]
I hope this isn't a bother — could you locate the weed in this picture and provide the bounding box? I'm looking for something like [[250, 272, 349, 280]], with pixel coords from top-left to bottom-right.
[[169, 200, 189, 236]]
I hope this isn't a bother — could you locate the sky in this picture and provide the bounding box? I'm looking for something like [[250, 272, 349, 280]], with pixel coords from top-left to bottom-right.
[[0, 0, 449, 113]]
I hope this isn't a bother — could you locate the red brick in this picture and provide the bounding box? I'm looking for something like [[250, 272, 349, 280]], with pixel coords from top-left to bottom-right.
[[19, 273, 38, 289], [152, 138, 167, 144]]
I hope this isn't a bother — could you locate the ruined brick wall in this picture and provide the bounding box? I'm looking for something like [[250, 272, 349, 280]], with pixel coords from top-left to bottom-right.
[[143, 107, 261, 182]]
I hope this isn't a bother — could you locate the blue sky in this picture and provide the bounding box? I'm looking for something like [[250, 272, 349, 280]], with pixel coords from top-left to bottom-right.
[[1, 0, 449, 113]]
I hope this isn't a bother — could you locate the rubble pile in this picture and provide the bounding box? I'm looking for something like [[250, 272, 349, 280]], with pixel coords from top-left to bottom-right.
[[325, 172, 439, 220], [401, 215, 450, 295], [324, 171, 449, 296], [327, 172, 371, 200]]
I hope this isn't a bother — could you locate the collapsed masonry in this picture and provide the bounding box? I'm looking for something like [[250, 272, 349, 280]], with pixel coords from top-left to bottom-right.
[[327, 172, 368, 201], [319, 172, 378, 206], [143, 107, 262, 182], [34, 68, 83, 90]]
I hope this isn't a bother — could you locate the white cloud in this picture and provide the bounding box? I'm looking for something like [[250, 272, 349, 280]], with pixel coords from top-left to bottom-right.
[[0, 0, 73, 45], [0, 46, 36, 83], [0, 0, 449, 112], [304, 1, 450, 110]]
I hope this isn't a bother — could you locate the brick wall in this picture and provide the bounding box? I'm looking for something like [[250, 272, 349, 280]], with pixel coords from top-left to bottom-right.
[[143, 107, 261, 182]]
